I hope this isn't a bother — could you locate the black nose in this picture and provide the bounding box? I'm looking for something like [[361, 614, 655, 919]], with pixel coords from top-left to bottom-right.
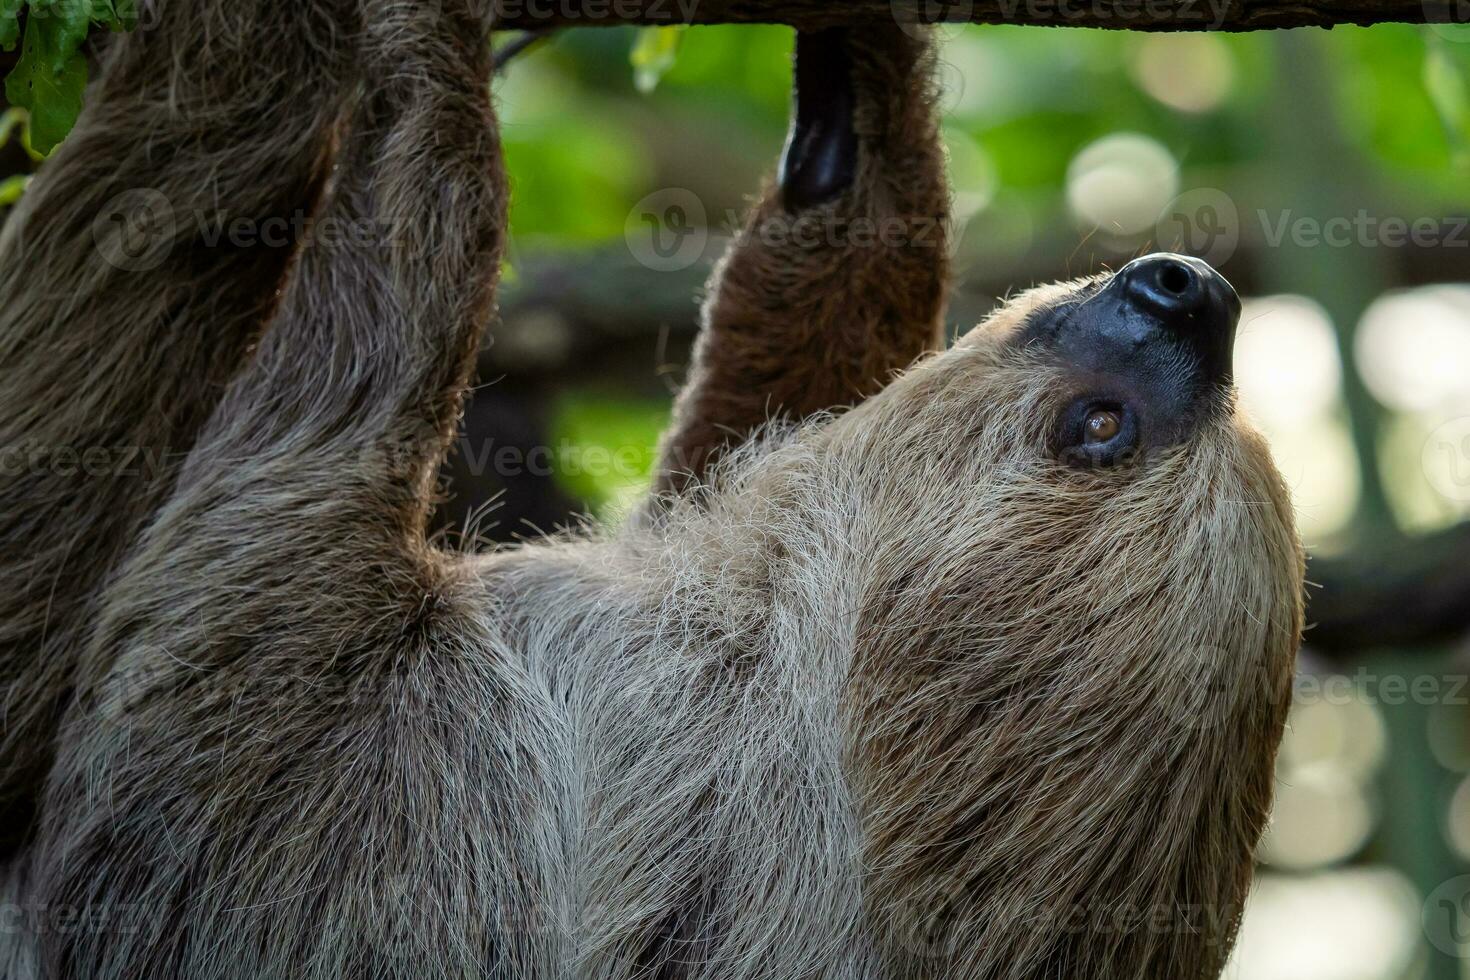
[[1113, 253, 1240, 384]]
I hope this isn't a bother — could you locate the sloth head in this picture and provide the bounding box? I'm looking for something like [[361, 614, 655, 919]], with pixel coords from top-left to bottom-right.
[[788, 253, 1305, 976]]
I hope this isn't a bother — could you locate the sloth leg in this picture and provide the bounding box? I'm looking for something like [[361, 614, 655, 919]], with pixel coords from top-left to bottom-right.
[[33, 6, 567, 978], [652, 28, 951, 496], [0, 2, 357, 842]]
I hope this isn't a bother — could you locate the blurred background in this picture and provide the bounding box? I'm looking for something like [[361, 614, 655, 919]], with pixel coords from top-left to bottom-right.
[[8, 17, 1470, 979]]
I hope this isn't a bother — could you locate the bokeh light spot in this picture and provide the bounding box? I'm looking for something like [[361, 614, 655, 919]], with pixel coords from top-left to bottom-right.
[[1131, 35, 1235, 114], [1065, 133, 1179, 237]]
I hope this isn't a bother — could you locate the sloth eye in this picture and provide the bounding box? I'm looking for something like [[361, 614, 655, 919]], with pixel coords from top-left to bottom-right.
[[1058, 399, 1137, 468], [1083, 408, 1122, 445]]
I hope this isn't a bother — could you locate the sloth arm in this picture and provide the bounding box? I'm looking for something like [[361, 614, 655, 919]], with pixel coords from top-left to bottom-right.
[[652, 27, 951, 497], [30, 5, 570, 977], [0, 1, 357, 842]]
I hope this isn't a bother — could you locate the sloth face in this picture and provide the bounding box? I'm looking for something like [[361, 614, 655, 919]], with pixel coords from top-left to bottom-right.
[[1008, 252, 1241, 470], [817, 253, 1304, 974]]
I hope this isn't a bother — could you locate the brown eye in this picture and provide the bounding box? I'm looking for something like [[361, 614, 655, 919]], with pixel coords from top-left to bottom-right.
[[1083, 409, 1122, 444], [1058, 399, 1137, 468]]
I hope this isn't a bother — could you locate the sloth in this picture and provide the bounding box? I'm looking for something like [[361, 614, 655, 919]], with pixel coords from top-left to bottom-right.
[[0, 0, 1304, 978]]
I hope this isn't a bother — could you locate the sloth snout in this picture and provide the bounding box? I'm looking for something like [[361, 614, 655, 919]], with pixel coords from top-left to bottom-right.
[[1112, 252, 1241, 387]]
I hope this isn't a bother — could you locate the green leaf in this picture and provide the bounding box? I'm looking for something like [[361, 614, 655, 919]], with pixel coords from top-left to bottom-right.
[[0, 173, 29, 206], [0, 0, 21, 50], [25, 0, 93, 72], [5, 11, 88, 155], [0, 1, 139, 153], [630, 26, 685, 95]]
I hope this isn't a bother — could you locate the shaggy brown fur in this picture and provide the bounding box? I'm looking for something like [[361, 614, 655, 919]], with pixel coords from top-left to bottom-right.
[[0, 2, 1304, 978], [0, 0, 359, 847], [653, 30, 949, 495]]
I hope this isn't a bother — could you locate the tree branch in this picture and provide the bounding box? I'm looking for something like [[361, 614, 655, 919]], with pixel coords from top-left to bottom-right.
[[1307, 525, 1470, 656], [492, 0, 1447, 33]]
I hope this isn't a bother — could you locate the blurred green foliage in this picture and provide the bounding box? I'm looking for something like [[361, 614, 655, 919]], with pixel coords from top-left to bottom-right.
[[504, 22, 1470, 253], [549, 391, 668, 513]]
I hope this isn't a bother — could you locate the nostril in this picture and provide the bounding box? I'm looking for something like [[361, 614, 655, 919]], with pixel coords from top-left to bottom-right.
[[1156, 259, 1194, 297], [1113, 253, 1236, 333]]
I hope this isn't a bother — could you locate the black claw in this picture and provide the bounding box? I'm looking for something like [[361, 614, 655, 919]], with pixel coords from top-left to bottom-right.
[[778, 29, 858, 213]]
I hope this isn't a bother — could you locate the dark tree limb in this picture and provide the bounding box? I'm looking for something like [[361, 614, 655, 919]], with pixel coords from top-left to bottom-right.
[[492, 0, 1449, 33], [493, 30, 553, 71], [1306, 524, 1470, 656]]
